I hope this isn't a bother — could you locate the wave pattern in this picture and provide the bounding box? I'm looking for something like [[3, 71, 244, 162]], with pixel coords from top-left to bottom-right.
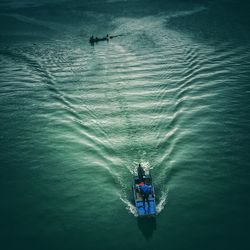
[[1, 10, 250, 216]]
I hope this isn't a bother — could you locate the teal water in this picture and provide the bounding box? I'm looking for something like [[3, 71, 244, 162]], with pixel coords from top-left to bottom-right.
[[1, 1, 250, 249]]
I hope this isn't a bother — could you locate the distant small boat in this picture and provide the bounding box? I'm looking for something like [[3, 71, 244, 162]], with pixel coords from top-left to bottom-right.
[[132, 167, 157, 217], [89, 34, 122, 44], [89, 37, 108, 43]]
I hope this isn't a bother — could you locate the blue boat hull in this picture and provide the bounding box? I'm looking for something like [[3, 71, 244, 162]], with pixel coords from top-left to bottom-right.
[[132, 175, 157, 217]]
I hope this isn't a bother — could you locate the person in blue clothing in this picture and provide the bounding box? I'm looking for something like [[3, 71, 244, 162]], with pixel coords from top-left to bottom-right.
[[140, 182, 153, 207]]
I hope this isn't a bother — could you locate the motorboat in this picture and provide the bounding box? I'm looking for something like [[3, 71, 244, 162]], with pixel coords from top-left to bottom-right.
[[132, 167, 157, 217]]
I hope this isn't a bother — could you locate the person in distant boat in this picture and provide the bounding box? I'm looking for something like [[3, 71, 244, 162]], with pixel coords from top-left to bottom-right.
[[137, 163, 145, 182], [139, 182, 153, 207]]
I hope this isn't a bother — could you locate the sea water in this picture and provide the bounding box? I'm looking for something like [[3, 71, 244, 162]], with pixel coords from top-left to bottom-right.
[[0, 0, 250, 249]]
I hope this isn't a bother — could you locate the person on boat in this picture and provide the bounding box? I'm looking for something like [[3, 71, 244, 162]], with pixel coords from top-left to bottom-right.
[[139, 182, 153, 207], [137, 163, 145, 182], [89, 35, 94, 43]]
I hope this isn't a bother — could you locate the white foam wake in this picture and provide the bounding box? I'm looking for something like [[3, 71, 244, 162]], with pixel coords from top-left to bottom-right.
[[120, 195, 138, 217], [156, 189, 169, 214]]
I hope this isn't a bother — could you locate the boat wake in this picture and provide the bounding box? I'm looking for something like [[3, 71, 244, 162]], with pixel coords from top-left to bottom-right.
[[156, 189, 169, 214], [120, 195, 138, 217]]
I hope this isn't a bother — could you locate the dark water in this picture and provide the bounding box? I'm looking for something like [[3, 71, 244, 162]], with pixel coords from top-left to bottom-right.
[[1, 0, 250, 249]]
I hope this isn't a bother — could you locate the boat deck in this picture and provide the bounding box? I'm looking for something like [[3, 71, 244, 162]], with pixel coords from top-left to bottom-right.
[[133, 176, 157, 216]]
